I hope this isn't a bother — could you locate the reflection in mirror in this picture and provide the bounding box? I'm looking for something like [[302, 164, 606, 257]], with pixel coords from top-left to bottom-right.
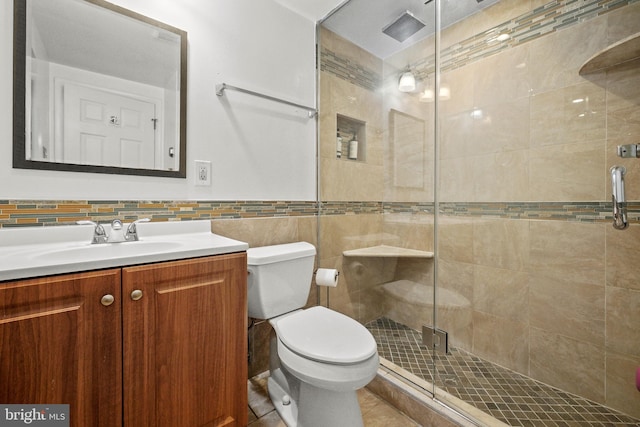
[[13, 0, 187, 177]]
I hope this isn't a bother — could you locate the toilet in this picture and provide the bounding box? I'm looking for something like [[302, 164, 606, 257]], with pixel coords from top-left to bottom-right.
[[247, 242, 379, 427]]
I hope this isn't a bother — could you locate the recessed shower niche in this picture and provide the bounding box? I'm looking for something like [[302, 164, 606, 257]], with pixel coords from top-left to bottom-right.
[[336, 114, 366, 162]]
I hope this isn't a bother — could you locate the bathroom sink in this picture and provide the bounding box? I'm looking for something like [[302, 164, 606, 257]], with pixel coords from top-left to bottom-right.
[[29, 240, 183, 263], [0, 220, 248, 281]]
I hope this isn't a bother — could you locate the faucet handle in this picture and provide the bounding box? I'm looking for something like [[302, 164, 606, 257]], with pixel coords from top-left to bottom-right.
[[125, 218, 151, 241], [77, 220, 108, 244]]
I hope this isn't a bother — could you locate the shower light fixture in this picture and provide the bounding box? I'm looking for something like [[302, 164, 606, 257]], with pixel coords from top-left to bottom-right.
[[398, 71, 416, 92]]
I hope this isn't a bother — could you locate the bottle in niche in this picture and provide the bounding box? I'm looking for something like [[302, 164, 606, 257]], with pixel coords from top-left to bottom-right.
[[336, 131, 342, 158], [348, 133, 358, 160]]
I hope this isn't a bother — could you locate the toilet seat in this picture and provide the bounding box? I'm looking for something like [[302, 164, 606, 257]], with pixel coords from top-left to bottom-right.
[[271, 306, 377, 364]]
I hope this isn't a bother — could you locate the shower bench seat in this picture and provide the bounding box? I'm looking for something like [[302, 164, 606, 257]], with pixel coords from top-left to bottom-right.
[[342, 245, 433, 258]]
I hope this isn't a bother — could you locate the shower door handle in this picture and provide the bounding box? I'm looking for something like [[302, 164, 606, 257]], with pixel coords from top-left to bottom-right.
[[610, 166, 628, 230]]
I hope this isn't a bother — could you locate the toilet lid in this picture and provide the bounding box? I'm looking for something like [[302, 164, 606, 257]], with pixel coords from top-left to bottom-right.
[[272, 306, 377, 364]]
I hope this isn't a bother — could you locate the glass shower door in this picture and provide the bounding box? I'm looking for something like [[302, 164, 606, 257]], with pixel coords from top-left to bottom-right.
[[317, 0, 439, 400]]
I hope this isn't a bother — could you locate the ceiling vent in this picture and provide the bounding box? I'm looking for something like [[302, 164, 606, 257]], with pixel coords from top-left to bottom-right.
[[382, 11, 425, 42]]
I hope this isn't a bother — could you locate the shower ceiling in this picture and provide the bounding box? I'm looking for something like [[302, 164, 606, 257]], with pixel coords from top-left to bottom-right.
[[321, 0, 500, 58]]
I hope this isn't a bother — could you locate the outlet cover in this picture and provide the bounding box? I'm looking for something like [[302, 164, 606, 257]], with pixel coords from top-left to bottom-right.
[[195, 160, 211, 186]]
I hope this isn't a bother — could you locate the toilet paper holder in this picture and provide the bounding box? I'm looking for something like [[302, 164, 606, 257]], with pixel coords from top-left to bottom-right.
[[314, 268, 340, 287]]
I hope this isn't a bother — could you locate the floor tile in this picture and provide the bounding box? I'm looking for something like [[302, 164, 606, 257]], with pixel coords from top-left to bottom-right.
[[367, 317, 640, 427], [248, 373, 419, 426]]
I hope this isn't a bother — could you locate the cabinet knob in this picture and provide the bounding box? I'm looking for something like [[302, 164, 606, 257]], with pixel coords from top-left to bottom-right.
[[130, 289, 143, 301], [101, 294, 115, 306]]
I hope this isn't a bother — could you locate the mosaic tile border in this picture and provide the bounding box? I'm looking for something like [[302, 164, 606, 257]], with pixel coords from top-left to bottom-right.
[[438, 201, 640, 223], [1, 200, 638, 227], [320, 48, 381, 92], [321, 0, 640, 89], [427, 0, 640, 77], [0, 200, 318, 228], [323, 201, 640, 223]]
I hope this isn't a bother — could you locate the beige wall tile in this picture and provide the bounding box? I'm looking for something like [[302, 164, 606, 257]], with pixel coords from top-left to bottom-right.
[[529, 221, 606, 349], [473, 265, 529, 322], [437, 304, 472, 351], [437, 217, 474, 264], [472, 311, 529, 373], [606, 62, 640, 201], [530, 82, 606, 148], [437, 259, 473, 350], [473, 44, 531, 106], [529, 16, 608, 94], [473, 150, 530, 202], [439, 111, 474, 160], [529, 276, 605, 345], [440, 65, 476, 117], [606, 224, 640, 291], [605, 351, 640, 419], [211, 216, 308, 248], [529, 221, 605, 287], [473, 97, 531, 155], [529, 327, 605, 402], [382, 214, 434, 251], [473, 218, 529, 271], [438, 156, 478, 202], [606, 286, 640, 357], [606, 2, 640, 44], [318, 213, 384, 258], [320, 157, 385, 201], [529, 140, 606, 201]]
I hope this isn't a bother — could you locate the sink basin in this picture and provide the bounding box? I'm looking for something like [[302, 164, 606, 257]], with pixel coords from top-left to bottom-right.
[[30, 240, 183, 262], [0, 220, 248, 281]]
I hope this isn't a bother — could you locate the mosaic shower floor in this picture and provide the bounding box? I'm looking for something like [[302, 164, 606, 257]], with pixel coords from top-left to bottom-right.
[[365, 317, 640, 427]]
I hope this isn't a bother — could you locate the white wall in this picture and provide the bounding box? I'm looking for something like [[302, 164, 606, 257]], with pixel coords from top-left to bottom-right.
[[0, 0, 317, 200]]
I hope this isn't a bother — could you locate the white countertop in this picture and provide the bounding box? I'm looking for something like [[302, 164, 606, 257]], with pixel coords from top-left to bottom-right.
[[0, 220, 248, 282]]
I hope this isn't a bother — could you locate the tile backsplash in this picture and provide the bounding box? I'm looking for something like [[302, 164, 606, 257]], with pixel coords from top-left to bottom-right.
[[0, 200, 318, 228]]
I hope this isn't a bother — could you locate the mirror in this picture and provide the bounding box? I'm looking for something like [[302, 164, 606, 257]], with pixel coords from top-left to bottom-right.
[[13, 0, 187, 177]]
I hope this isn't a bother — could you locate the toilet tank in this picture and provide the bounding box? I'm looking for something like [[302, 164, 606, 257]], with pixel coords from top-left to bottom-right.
[[247, 242, 316, 319]]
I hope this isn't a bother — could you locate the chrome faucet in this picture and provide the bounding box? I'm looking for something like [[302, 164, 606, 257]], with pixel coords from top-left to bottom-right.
[[77, 220, 108, 244], [109, 219, 125, 242], [125, 218, 151, 241]]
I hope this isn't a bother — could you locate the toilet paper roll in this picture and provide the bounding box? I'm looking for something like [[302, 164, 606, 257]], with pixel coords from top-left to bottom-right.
[[315, 268, 339, 287]]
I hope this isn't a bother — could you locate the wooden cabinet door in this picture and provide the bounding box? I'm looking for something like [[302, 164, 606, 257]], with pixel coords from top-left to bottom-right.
[[122, 253, 248, 427], [0, 269, 123, 427]]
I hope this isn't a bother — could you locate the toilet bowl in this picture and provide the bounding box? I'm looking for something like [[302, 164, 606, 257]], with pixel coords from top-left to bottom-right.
[[247, 242, 379, 427], [268, 307, 379, 427]]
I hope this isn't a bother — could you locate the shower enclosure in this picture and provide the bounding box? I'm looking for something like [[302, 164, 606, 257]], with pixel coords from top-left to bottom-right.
[[317, 0, 640, 425]]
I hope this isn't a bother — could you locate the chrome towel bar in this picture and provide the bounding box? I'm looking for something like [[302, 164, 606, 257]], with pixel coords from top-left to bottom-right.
[[215, 82, 317, 118]]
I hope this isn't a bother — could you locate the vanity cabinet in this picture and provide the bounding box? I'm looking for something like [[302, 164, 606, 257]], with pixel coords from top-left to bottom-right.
[[0, 253, 248, 427], [0, 268, 123, 426]]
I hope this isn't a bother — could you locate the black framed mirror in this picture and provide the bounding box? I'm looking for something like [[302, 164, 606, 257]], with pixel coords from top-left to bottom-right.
[[13, 0, 187, 177]]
